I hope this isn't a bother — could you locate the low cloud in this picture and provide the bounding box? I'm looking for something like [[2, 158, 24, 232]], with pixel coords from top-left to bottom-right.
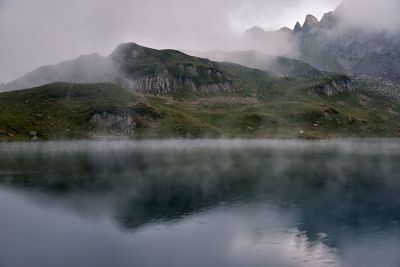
[[336, 0, 400, 33]]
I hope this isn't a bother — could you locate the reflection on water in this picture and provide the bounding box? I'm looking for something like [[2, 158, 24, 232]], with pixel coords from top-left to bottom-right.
[[0, 140, 399, 267]]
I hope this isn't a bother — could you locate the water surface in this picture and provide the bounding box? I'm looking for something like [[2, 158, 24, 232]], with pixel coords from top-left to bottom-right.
[[0, 139, 400, 267]]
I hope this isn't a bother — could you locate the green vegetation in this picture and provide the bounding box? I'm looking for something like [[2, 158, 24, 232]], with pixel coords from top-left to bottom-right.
[[1, 75, 399, 141], [0, 83, 134, 140], [112, 43, 231, 88]]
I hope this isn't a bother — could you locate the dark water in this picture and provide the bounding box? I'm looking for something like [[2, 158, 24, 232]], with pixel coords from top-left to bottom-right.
[[0, 140, 400, 267]]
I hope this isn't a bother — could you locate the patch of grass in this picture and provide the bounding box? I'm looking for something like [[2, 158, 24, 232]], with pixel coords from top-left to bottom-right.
[[0, 83, 134, 140]]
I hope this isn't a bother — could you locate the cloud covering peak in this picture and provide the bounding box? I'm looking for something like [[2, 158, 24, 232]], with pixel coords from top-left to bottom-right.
[[337, 0, 400, 33]]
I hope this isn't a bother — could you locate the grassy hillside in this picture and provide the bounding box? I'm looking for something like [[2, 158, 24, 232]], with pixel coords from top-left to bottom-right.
[[195, 50, 322, 78], [0, 76, 399, 141]]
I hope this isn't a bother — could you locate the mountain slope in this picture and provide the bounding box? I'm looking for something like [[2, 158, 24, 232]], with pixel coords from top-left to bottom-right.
[[295, 11, 400, 82], [1, 54, 116, 92], [193, 50, 322, 78], [1, 43, 259, 94], [1, 40, 398, 140], [246, 7, 400, 83], [0, 75, 399, 141]]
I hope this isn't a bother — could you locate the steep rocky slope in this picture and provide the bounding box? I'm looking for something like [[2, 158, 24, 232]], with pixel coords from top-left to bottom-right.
[[246, 6, 400, 83], [295, 12, 400, 83]]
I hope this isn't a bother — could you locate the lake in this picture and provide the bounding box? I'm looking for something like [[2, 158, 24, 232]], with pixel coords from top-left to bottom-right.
[[0, 139, 399, 267]]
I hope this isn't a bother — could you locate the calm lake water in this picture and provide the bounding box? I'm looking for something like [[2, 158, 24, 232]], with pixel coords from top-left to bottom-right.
[[0, 140, 400, 267]]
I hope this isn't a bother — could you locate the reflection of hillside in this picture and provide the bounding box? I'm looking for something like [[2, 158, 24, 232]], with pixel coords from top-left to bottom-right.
[[0, 141, 400, 247]]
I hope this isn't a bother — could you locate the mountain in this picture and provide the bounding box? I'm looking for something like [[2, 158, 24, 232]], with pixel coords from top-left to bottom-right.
[[295, 10, 400, 83], [0, 43, 249, 94], [2, 42, 325, 94], [192, 50, 322, 78], [246, 6, 400, 83], [0, 41, 399, 140], [0, 42, 351, 98], [0, 42, 357, 100], [109, 43, 239, 94], [0, 74, 399, 141], [1, 53, 115, 92]]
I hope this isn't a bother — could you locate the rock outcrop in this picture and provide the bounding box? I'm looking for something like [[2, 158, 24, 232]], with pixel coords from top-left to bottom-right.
[[302, 15, 319, 32], [294, 22, 302, 32], [242, 6, 400, 83], [294, 9, 400, 83], [90, 112, 135, 136], [121, 71, 178, 95], [314, 76, 353, 97]]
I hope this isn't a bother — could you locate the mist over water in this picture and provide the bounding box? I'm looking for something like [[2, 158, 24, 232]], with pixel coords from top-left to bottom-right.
[[0, 139, 400, 267]]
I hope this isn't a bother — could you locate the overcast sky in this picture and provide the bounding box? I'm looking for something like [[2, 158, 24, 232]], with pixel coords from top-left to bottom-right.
[[0, 0, 343, 82]]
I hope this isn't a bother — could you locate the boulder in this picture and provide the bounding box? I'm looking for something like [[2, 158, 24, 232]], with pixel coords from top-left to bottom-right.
[[28, 131, 38, 137], [90, 112, 136, 136]]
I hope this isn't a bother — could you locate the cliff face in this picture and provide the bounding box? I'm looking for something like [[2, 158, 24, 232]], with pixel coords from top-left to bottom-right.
[[117, 70, 233, 94], [302, 15, 319, 32], [313, 75, 353, 97], [244, 7, 400, 83], [293, 11, 400, 83]]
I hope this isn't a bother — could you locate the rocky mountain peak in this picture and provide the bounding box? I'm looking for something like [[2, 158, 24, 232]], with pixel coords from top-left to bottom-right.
[[305, 14, 319, 24], [110, 42, 150, 61], [294, 22, 302, 32], [279, 26, 292, 33], [319, 11, 338, 28], [302, 14, 319, 32], [246, 26, 266, 37]]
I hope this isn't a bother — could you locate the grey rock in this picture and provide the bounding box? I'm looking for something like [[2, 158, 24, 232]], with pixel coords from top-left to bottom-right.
[[314, 76, 353, 97], [349, 117, 368, 130], [28, 131, 38, 137], [294, 22, 302, 32], [90, 112, 135, 136], [302, 15, 319, 32]]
